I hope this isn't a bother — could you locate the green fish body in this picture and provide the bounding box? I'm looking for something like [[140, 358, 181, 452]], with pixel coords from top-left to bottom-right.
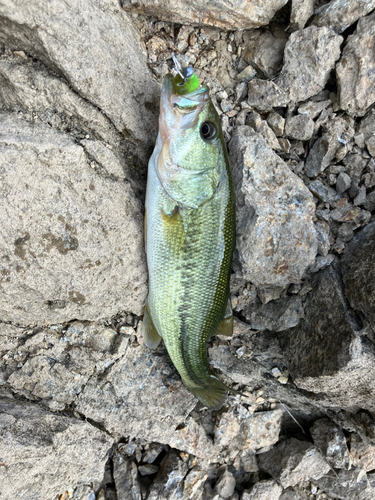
[[144, 72, 235, 407]]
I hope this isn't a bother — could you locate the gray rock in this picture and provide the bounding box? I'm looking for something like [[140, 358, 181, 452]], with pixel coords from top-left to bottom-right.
[[354, 185, 367, 206], [229, 126, 317, 288], [350, 434, 375, 472], [147, 449, 189, 500], [242, 295, 305, 332], [285, 114, 314, 141], [138, 464, 159, 476], [337, 12, 375, 117], [184, 468, 208, 499], [313, 467, 374, 500], [0, 398, 112, 500], [258, 438, 330, 488], [242, 28, 287, 78], [315, 221, 331, 256], [254, 120, 282, 151], [113, 452, 142, 500], [308, 180, 339, 202], [247, 79, 289, 112], [342, 221, 375, 333], [122, 0, 289, 30], [142, 443, 164, 464], [343, 153, 368, 199], [310, 418, 351, 469], [305, 115, 355, 177], [267, 111, 285, 137], [313, 0, 375, 34], [214, 407, 283, 454], [336, 172, 352, 194], [279, 263, 375, 413], [242, 479, 283, 499], [298, 99, 332, 120], [0, 115, 147, 324], [309, 254, 335, 273], [214, 469, 236, 499], [0, 0, 159, 156], [237, 65, 257, 83], [278, 26, 342, 103], [290, 0, 314, 31], [364, 191, 375, 212]]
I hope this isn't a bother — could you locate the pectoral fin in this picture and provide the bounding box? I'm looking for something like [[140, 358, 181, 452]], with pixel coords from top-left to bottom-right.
[[141, 303, 162, 349]]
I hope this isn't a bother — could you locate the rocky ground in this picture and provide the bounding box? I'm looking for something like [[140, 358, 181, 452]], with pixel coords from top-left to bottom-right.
[[1, 0, 375, 499]]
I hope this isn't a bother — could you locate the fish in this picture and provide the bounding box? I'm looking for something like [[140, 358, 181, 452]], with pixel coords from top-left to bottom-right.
[[143, 64, 236, 408]]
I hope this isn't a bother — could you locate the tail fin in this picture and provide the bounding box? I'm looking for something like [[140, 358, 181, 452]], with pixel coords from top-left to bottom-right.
[[185, 375, 236, 409]]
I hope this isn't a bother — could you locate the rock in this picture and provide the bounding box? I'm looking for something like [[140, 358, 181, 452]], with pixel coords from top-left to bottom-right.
[[247, 79, 289, 112], [0, 115, 147, 324], [313, 467, 374, 500], [214, 407, 283, 454], [237, 65, 257, 82], [258, 438, 330, 488], [242, 479, 283, 500], [337, 12, 375, 117], [138, 464, 159, 476], [364, 191, 375, 212], [315, 221, 331, 256], [354, 185, 367, 206], [122, 0, 289, 30], [242, 295, 305, 332], [147, 449, 189, 500], [336, 172, 352, 194], [229, 126, 317, 288], [310, 418, 351, 469], [0, 398, 112, 500], [309, 254, 335, 273], [242, 28, 287, 78], [254, 120, 282, 151], [343, 153, 368, 198], [142, 443, 164, 464], [298, 99, 332, 120], [113, 453, 142, 500], [290, 0, 315, 31], [342, 221, 375, 332], [277, 26, 342, 103], [0, 0, 159, 156], [350, 434, 375, 472], [308, 180, 339, 202], [284, 114, 314, 141], [184, 468, 208, 499], [279, 263, 375, 412], [313, 0, 375, 34], [305, 115, 355, 177], [214, 469, 236, 499], [267, 111, 285, 136]]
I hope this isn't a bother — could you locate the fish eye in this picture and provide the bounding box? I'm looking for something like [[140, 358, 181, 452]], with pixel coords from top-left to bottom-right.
[[200, 121, 217, 142]]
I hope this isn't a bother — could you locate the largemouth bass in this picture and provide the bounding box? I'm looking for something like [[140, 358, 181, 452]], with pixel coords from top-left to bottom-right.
[[144, 66, 236, 408]]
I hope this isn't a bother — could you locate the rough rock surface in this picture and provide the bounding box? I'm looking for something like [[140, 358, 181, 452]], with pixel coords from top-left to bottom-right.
[[313, 0, 375, 34], [337, 12, 375, 117], [122, 0, 289, 30], [0, 0, 160, 161], [342, 221, 375, 334], [229, 126, 317, 287], [0, 115, 147, 324], [0, 398, 111, 500], [290, 0, 315, 31]]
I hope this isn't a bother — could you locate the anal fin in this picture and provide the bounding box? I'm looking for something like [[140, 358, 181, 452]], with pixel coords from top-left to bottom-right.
[[141, 302, 162, 349], [213, 298, 233, 337]]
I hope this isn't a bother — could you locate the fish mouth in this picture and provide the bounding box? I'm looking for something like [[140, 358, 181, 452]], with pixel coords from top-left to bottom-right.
[[160, 74, 210, 131]]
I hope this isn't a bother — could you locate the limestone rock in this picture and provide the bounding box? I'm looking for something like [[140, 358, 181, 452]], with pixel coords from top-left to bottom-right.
[[247, 79, 289, 112], [214, 407, 283, 454], [147, 449, 189, 500], [242, 28, 287, 78], [313, 467, 374, 500], [313, 0, 375, 34], [121, 0, 289, 30], [0, 115, 147, 324], [285, 114, 314, 141], [310, 418, 351, 469], [350, 434, 375, 472], [229, 126, 317, 288], [113, 452, 142, 500], [290, 0, 315, 31], [342, 221, 375, 333], [242, 479, 283, 500], [279, 263, 375, 413], [278, 26, 342, 103], [337, 12, 375, 117], [0, 0, 159, 154], [0, 398, 112, 500], [258, 438, 330, 488], [267, 111, 285, 136]]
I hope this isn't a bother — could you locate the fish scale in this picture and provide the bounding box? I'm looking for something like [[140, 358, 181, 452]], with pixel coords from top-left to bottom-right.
[[144, 72, 236, 407]]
